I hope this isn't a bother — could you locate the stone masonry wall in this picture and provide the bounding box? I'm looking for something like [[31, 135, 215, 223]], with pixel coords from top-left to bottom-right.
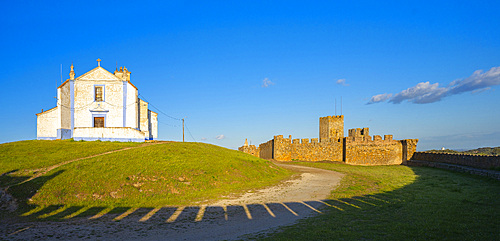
[[259, 139, 274, 160], [319, 115, 344, 141], [238, 145, 259, 157], [345, 139, 403, 165], [412, 152, 500, 170], [402, 139, 419, 163], [273, 135, 292, 161], [271, 135, 343, 162]]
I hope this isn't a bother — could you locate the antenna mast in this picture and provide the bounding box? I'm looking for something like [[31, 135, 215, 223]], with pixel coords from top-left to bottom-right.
[[341, 96, 343, 115], [335, 98, 337, 115]]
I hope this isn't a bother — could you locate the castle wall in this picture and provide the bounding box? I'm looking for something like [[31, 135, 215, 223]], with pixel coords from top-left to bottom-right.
[[273, 135, 292, 161], [402, 139, 419, 163], [345, 139, 403, 165], [292, 139, 343, 162], [238, 145, 259, 157], [411, 152, 500, 170], [259, 139, 274, 160], [239, 115, 418, 166]]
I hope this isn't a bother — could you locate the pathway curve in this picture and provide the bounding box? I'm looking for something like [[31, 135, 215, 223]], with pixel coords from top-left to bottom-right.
[[1, 163, 344, 241]]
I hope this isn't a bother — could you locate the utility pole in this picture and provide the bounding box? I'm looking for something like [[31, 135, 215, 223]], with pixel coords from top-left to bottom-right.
[[182, 118, 185, 142]]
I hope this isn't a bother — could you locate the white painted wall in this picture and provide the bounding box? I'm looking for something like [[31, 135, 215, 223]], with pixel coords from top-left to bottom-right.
[[74, 127, 145, 139], [60, 82, 71, 129], [126, 82, 138, 128], [37, 65, 159, 141], [74, 80, 123, 128], [37, 107, 58, 138], [150, 111, 158, 140]]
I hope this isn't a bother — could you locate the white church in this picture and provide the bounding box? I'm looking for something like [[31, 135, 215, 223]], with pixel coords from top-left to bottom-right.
[[37, 59, 158, 142]]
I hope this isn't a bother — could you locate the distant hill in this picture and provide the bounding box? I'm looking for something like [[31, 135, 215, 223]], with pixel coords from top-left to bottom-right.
[[425, 146, 500, 156]]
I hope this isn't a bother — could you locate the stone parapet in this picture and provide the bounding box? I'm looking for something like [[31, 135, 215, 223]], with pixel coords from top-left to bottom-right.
[[411, 152, 500, 170]]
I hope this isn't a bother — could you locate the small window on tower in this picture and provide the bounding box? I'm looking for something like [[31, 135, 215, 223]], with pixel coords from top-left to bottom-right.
[[95, 86, 103, 102]]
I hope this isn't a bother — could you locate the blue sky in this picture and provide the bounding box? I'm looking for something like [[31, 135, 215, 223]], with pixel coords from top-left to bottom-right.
[[1, 1, 499, 151]]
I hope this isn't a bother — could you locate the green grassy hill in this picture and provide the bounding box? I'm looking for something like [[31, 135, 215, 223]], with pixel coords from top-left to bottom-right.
[[1, 140, 292, 209], [425, 146, 500, 156]]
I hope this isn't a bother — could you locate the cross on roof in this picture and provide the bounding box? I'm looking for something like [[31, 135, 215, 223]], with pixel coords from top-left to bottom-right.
[[97, 58, 101, 67]]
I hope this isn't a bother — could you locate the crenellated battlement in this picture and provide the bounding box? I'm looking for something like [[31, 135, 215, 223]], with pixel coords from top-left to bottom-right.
[[345, 127, 395, 144], [241, 115, 418, 165]]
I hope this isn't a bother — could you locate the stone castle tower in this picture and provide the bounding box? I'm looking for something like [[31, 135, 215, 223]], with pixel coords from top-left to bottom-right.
[[319, 115, 344, 141]]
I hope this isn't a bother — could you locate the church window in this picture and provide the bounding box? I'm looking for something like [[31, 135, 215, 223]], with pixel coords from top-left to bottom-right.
[[94, 117, 104, 127], [95, 86, 104, 102]]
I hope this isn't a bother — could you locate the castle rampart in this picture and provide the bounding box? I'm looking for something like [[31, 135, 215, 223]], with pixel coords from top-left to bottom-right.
[[240, 115, 418, 166], [411, 152, 500, 170]]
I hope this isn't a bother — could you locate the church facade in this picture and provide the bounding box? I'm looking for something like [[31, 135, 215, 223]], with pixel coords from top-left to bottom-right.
[[36, 59, 158, 142]]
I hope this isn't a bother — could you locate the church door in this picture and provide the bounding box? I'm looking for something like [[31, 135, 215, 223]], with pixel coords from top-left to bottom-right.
[[94, 117, 104, 127]]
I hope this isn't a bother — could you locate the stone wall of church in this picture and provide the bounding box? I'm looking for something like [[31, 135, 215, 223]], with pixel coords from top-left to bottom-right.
[[74, 81, 124, 128], [73, 127, 144, 142], [60, 82, 71, 129], [37, 63, 159, 142], [37, 107, 58, 139], [126, 82, 138, 128], [149, 110, 158, 140], [139, 99, 150, 137]]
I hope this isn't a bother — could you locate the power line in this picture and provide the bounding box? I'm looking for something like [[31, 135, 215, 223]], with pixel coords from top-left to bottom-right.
[[138, 93, 182, 121], [184, 122, 196, 142], [158, 120, 179, 128]]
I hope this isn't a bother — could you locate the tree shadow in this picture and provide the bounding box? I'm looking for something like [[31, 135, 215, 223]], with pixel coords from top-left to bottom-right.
[[2, 166, 499, 241], [3, 170, 65, 218], [0, 169, 29, 188]]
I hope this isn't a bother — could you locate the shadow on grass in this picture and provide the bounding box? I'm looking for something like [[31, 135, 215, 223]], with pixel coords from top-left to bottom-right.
[[0, 169, 28, 187], [2, 166, 499, 240], [1, 170, 65, 218]]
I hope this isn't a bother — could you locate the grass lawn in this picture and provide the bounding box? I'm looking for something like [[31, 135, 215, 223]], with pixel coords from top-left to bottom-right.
[[4, 142, 292, 213], [258, 162, 500, 240], [0, 139, 141, 174]]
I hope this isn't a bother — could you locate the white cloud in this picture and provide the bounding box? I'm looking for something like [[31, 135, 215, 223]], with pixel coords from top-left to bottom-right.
[[215, 134, 225, 140], [262, 78, 275, 88], [367, 66, 500, 104], [448, 66, 500, 95], [336, 78, 349, 86], [200, 137, 207, 141], [390, 81, 448, 104], [367, 93, 392, 104]]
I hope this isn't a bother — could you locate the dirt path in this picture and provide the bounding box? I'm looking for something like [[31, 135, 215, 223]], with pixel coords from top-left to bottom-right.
[[211, 163, 344, 205], [1, 163, 343, 241]]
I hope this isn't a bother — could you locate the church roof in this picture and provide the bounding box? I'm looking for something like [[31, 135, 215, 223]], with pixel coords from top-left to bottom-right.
[[76, 66, 122, 81]]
